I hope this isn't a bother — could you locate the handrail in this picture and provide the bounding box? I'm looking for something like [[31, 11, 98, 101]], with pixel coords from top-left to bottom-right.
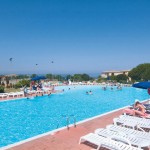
[[56, 114, 76, 130]]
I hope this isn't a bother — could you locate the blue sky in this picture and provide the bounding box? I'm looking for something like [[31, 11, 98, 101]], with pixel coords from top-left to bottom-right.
[[0, 0, 150, 75]]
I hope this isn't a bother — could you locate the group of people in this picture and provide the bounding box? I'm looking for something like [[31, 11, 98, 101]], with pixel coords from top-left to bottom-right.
[[23, 81, 53, 99], [31, 81, 43, 91], [102, 86, 122, 91], [86, 90, 93, 95]]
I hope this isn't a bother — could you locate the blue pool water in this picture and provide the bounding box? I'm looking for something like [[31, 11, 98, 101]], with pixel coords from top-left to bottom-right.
[[0, 85, 148, 148]]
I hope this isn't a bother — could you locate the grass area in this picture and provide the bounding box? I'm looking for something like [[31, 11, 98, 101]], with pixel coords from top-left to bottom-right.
[[4, 88, 20, 93]]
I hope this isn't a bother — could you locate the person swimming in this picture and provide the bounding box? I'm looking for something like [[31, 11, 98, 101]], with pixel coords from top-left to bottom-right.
[[48, 92, 51, 96], [102, 87, 106, 90], [89, 90, 92, 95]]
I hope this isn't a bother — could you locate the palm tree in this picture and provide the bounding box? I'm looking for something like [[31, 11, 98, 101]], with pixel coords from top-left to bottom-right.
[[5, 76, 10, 88]]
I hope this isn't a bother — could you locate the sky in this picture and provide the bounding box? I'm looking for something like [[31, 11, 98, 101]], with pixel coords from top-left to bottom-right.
[[0, 0, 150, 75]]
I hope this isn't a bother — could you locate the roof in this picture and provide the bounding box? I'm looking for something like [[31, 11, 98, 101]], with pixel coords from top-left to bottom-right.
[[5, 74, 17, 77], [102, 70, 130, 73], [102, 70, 121, 73]]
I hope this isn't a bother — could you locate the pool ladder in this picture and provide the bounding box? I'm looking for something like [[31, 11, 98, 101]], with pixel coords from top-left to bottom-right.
[[57, 115, 76, 130]]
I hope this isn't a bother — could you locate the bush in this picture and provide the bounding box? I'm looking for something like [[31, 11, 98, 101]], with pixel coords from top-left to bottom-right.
[[14, 80, 30, 89], [0, 85, 4, 93]]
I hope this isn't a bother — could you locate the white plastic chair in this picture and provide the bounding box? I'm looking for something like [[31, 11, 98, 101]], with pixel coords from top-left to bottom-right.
[[79, 133, 142, 150]]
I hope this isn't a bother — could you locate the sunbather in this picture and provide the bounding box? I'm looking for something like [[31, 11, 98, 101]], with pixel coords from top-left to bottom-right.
[[134, 101, 146, 112], [123, 108, 150, 118], [123, 101, 150, 118], [130, 100, 150, 113]]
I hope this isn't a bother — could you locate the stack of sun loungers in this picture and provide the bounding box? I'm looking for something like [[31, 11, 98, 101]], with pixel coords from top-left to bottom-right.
[[0, 92, 24, 99], [0, 89, 52, 100], [0, 93, 9, 99], [79, 114, 150, 150]]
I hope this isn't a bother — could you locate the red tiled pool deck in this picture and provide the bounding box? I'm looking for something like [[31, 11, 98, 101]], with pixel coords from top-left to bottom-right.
[[3, 109, 128, 150]]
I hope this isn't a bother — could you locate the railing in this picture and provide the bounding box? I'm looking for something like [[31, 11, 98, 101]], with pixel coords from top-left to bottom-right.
[[57, 114, 76, 130]]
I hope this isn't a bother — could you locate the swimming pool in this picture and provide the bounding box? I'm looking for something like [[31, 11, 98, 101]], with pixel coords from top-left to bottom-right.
[[0, 85, 148, 148]]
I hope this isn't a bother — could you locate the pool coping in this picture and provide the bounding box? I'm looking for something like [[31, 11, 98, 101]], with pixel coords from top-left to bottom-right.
[[1, 98, 149, 150]]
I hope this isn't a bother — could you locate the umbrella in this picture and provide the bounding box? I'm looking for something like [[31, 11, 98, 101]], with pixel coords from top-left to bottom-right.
[[132, 81, 150, 95], [132, 81, 150, 89], [31, 76, 46, 81]]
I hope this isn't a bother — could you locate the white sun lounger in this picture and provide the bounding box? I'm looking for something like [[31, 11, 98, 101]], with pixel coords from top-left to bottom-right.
[[94, 128, 150, 148], [79, 133, 142, 150], [106, 124, 150, 140], [27, 90, 36, 95], [120, 115, 150, 124], [36, 90, 44, 94], [8, 92, 18, 98], [16, 92, 24, 97], [113, 117, 150, 130], [0, 93, 8, 98]]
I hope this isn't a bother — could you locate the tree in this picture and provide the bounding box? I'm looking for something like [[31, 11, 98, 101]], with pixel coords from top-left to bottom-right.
[[0, 85, 4, 93], [66, 75, 72, 81], [0, 76, 2, 85], [142, 67, 150, 81], [14, 79, 30, 89], [5, 76, 10, 88], [110, 75, 117, 81], [116, 74, 128, 83], [55, 75, 64, 81], [128, 63, 150, 81], [30, 74, 37, 78], [46, 74, 53, 80], [81, 74, 91, 81], [72, 74, 93, 82], [16, 75, 29, 79], [97, 76, 107, 83], [73, 74, 82, 82]]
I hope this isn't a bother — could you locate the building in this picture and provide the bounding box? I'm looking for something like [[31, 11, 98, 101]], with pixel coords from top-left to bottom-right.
[[0, 74, 18, 87], [101, 70, 130, 78]]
